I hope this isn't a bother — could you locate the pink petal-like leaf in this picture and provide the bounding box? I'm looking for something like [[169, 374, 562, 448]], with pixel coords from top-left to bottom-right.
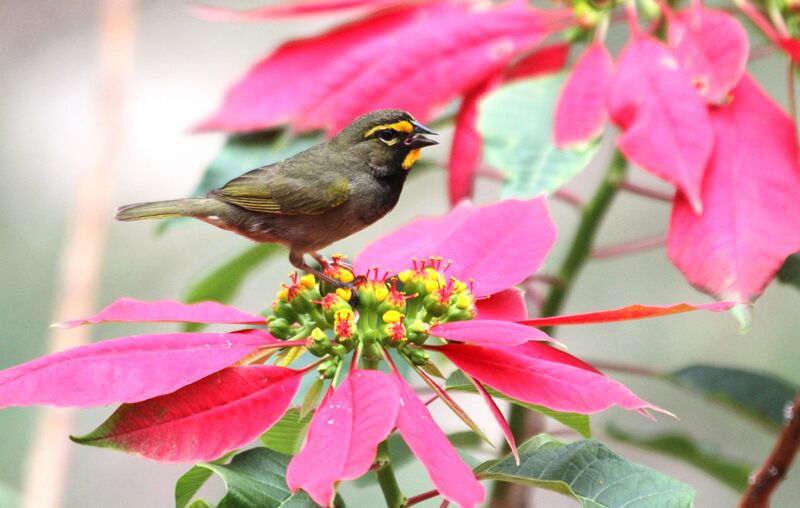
[[467, 373, 518, 464], [553, 42, 613, 147], [438, 343, 664, 415], [355, 198, 557, 297], [668, 74, 800, 302], [475, 288, 527, 321], [0, 331, 273, 408], [448, 75, 502, 205], [192, 0, 416, 21], [198, 1, 565, 133], [667, 6, 748, 103], [394, 374, 485, 508], [607, 35, 713, 213], [505, 43, 570, 81], [287, 370, 400, 506], [431, 319, 553, 345], [518, 301, 733, 327], [71, 365, 301, 462], [62, 298, 264, 328]]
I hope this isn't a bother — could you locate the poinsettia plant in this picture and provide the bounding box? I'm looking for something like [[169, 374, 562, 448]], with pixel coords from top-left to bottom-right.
[[6, 0, 800, 506]]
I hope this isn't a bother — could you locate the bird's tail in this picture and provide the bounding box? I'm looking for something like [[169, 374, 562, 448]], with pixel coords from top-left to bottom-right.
[[115, 198, 207, 221]]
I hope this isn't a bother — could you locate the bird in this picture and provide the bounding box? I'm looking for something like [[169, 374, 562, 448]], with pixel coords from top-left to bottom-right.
[[115, 109, 438, 286]]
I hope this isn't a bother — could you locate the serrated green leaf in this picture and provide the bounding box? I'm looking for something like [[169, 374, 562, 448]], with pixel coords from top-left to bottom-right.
[[478, 74, 599, 199], [479, 435, 695, 507], [176, 465, 216, 508], [259, 408, 313, 455], [182, 244, 283, 332], [778, 253, 800, 289], [667, 365, 797, 432], [606, 424, 752, 492], [445, 370, 591, 438], [198, 448, 344, 508], [159, 131, 323, 234]]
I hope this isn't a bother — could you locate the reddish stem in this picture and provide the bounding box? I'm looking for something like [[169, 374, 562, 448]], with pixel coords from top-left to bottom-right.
[[553, 189, 585, 209], [739, 394, 800, 508], [407, 489, 441, 506], [619, 181, 674, 202], [736, 0, 779, 40], [591, 235, 666, 259]]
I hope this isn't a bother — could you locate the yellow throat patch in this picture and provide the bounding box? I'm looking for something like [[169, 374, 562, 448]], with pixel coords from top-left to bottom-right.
[[402, 148, 421, 170]]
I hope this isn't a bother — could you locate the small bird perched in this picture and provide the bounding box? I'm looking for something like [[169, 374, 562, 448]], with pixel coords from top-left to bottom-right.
[[116, 109, 438, 285]]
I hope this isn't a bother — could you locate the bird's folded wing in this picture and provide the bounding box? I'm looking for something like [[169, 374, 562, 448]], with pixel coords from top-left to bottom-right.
[[211, 167, 351, 215]]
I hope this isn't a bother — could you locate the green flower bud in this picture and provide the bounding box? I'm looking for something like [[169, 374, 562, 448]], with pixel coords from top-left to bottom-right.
[[267, 317, 291, 340]]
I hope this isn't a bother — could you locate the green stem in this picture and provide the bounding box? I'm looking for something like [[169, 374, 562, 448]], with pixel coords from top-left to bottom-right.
[[363, 356, 407, 507], [491, 150, 629, 507], [375, 438, 406, 508]]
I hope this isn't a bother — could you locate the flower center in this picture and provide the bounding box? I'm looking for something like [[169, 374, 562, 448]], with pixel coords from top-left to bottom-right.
[[267, 256, 476, 378]]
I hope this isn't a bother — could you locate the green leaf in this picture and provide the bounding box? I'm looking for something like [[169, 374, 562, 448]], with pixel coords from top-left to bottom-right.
[[445, 370, 591, 438], [198, 448, 343, 508], [159, 131, 323, 234], [300, 377, 324, 419], [176, 465, 216, 508], [667, 365, 797, 432], [187, 501, 213, 508], [777, 253, 800, 289], [479, 435, 695, 507], [478, 74, 599, 199], [606, 424, 752, 492], [259, 408, 313, 456], [181, 244, 282, 332]]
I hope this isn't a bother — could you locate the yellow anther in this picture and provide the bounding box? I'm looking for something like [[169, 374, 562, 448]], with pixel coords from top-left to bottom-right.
[[451, 278, 467, 293], [300, 273, 316, 289], [456, 293, 474, 310], [398, 270, 414, 284], [382, 310, 404, 323], [278, 288, 290, 302], [335, 288, 353, 301], [337, 268, 355, 283], [374, 284, 389, 302], [425, 279, 441, 293]]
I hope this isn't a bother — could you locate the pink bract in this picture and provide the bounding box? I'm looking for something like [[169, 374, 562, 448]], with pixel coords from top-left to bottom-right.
[[354, 197, 557, 297], [668, 74, 800, 302]]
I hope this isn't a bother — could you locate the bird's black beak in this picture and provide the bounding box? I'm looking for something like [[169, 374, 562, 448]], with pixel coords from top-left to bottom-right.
[[408, 120, 438, 148]]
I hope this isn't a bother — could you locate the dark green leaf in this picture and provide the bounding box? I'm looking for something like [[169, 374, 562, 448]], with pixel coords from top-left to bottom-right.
[[479, 434, 695, 507], [176, 465, 216, 508], [445, 370, 591, 438], [181, 244, 282, 332], [259, 408, 313, 455], [478, 74, 599, 199], [606, 423, 752, 492], [198, 448, 343, 508], [159, 131, 323, 234], [667, 365, 797, 432], [777, 253, 800, 289]]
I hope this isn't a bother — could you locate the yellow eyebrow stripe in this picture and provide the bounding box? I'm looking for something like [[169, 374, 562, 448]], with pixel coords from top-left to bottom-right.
[[363, 120, 414, 138]]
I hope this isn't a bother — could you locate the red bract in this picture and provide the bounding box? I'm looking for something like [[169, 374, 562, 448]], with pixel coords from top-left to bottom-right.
[[667, 6, 748, 104], [554, 42, 613, 147], [192, 0, 419, 21], [607, 34, 713, 214], [668, 75, 800, 302], [0, 198, 732, 507], [196, 0, 569, 133]]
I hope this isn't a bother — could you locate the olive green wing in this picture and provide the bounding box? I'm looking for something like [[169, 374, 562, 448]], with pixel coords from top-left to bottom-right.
[[211, 166, 351, 215]]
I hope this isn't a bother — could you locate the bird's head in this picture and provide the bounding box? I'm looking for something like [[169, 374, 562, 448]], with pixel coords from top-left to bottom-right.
[[334, 109, 438, 177]]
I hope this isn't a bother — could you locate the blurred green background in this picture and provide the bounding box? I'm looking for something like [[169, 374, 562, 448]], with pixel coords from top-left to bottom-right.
[[1, 1, 798, 506]]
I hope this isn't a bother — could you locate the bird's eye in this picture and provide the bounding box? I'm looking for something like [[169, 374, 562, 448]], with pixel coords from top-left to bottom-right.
[[377, 129, 398, 145]]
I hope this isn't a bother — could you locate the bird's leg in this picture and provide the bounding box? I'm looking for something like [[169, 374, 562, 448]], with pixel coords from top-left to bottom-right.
[[290, 250, 347, 288], [310, 251, 329, 270]]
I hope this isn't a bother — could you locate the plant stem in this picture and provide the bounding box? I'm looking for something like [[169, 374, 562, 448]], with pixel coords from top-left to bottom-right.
[[363, 355, 407, 507], [375, 440, 407, 508], [490, 150, 629, 508]]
